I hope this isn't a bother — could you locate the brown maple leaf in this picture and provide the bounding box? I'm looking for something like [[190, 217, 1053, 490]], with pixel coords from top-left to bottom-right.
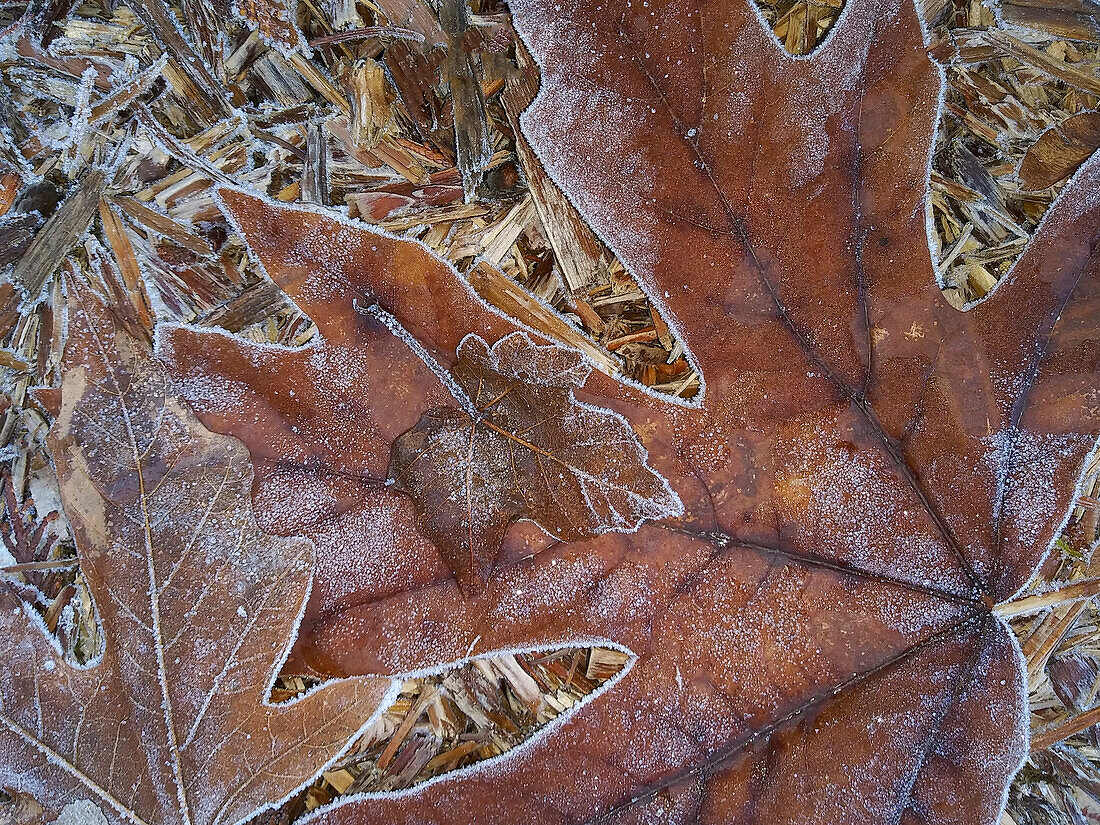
[[161, 0, 1100, 821], [0, 276, 390, 825], [390, 331, 681, 590], [160, 188, 679, 602]]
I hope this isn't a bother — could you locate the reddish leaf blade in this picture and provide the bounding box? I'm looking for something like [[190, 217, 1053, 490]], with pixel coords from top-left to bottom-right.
[[508, 0, 1100, 600], [0, 278, 390, 824], [302, 528, 1017, 825], [165, 192, 681, 594], [215, 188, 516, 369]]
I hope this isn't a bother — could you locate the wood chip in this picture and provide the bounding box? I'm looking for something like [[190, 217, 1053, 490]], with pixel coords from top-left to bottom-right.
[[12, 169, 105, 301]]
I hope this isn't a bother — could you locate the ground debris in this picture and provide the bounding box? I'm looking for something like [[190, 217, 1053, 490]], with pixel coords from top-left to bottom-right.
[[0, 0, 1097, 820], [751, 0, 847, 55], [921, 0, 1100, 307], [270, 647, 626, 815]]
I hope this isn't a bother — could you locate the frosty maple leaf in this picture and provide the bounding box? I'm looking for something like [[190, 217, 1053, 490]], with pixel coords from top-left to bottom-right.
[[161, 0, 1100, 822], [390, 331, 681, 590], [159, 188, 680, 600], [0, 276, 390, 825]]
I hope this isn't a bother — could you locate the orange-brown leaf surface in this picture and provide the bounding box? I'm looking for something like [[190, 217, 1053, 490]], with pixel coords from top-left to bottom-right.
[[161, 0, 1100, 821], [0, 278, 390, 825], [161, 188, 678, 609], [390, 331, 681, 590]]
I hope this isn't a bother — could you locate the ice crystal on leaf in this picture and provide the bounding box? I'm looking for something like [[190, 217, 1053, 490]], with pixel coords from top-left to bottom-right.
[[0, 277, 390, 825], [157, 0, 1100, 822]]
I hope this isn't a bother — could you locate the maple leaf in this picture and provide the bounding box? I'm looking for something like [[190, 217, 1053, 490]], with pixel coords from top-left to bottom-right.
[[160, 188, 679, 600], [390, 331, 681, 590], [0, 276, 391, 825], [160, 0, 1100, 822]]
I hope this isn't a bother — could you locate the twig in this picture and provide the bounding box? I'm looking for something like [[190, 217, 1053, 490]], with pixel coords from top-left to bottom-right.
[[309, 26, 425, 47], [1, 558, 78, 573], [994, 579, 1100, 618]]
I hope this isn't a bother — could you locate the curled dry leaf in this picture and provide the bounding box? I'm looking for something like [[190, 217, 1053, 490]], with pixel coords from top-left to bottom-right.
[[389, 331, 681, 590], [162, 0, 1100, 822], [0, 278, 390, 824]]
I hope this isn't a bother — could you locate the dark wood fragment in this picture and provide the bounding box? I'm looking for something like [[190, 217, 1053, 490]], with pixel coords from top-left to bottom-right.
[[111, 196, 215, 257], [1050, 651, 1100, 713], [384, 41, 445, 138], [374, 0, 445, 44], [998, 0, 1100, 43], [0, 215, 39, 269], [11, 170, 105, 302], [438, 0, 491, 200], [196, 279, 293, 333], [22, 0, 77, 46], [1019, 112, 1100, 190], [178, 0, 226, 72]]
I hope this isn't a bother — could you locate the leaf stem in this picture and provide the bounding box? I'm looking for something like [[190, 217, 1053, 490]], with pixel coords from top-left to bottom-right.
[[0, 559, 78, 573]]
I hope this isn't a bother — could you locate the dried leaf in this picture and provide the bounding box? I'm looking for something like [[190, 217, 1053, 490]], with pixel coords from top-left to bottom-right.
[[160, 189, 675, 603], [1020, 111, 1100, 191], [155, 1, 1100, 822], [389, 331, 680, 590], [0, 277, 390, 823]]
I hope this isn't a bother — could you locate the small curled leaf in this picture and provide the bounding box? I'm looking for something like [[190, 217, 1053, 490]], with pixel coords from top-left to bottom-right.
[[389, 332, 683, 590]]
